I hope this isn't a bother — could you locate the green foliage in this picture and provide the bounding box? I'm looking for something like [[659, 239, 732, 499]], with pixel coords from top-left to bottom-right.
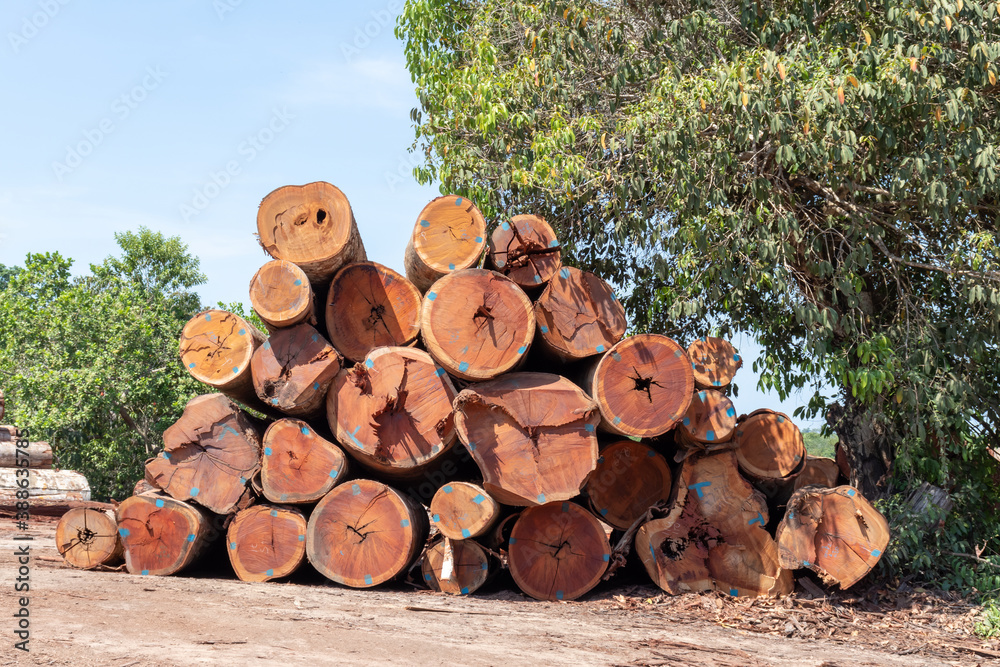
[[217, 300, 268, 335], [0, 229, 206, 500], [976, 599, 1000, 637], [803, 429, 837, 458]]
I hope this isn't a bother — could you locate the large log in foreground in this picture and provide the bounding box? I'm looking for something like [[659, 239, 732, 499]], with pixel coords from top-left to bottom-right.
[[56, 507, 122, 569], [179, 309, 268, 412], [453, 373, 600, 506], [404, 194, 488, 292], [256, 181, 367, 284], [249, 259, 315, 329], [586, 440, 672, 531], [260, 419, 348, 503], [117, 494, 215, 576], [227, 505, 308, 582], [534, 266, 627, 364], [488, 214, 561, 289], [251, 323, 342, 418]]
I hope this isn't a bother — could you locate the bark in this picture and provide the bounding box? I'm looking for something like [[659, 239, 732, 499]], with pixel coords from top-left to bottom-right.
[[826, 399, 892, 500]]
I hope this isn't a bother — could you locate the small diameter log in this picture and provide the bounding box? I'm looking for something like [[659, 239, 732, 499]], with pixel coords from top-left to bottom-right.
[[404, 194, 487, 292], [488, 214, 561, 289], [733, 410, 806, 485], [687, 336, 743, 389], [453, 373, 600, 506], [227, 505, 308, 582], [586, 440, 672, 531], [145, 394, 260, 514], [327, 347, 457, 478], [256, 181, 367, 284], [0, 441, 52, 468], [793, 456, 841, 492], [777, 485, 890, 589], [534, 267, 627, 364], [325, 261, 421, 364], [260, 419, 348, 503], [117, 494, 214, 576], [179, 309, 268, 411], [430, 482, 499, 540], [420, 269, 534, 381], [0, 390, 4, 420], [249, 259, 315, 329], [0, 425, 17, 442], [306, 479, 428, 588], [251, 323, 342, 418], [508, 501, 611, 601], [421, 538, 492, 595], [0, 469, 90, 501], [680, 389, 737, 445], [581, 334, 694, 438], [56, 507, 123, 569]]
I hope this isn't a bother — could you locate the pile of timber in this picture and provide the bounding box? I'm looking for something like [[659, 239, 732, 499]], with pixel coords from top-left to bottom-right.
[[56, 182, 890, 599], [0, 415, 92, 513]]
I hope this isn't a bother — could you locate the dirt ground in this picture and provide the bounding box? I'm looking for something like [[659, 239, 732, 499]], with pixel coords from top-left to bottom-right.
[[3, 517, 999, 666]]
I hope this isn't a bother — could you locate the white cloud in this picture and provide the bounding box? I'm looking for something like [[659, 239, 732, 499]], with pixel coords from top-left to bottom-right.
[[280, 57, 414, 112]]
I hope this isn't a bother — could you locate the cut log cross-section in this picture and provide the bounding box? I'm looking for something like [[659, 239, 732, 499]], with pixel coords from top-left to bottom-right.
[[325, 262, 422, 364], [404, 195, 487, 292], [327, 347, 457, 478], [179, 309, 268, 412], [453, 373, 600, 506], [586, 440, 673, 531], [687, 336, 743, 389], [55, 507, 123, 569], [256, 181, 367, 284], [508, 501, 611, 601], [420, 269, 535, 382], [0, 441, 53, 468], [251, 323, 342, 418], [116, 494, 214, 576], [144, 394, 260, 514], [733, 410, 806, 486], [249, 259, 315, 329], [488, 214, 562, 289], [421, 538, 493, 596], [306, 479, 428, 588], [534, 267, 627, 364], [430, 482, 500, 540], [227, 505, 308, 582], [679, 390, 738, 446], [260, 419, 349, 504]]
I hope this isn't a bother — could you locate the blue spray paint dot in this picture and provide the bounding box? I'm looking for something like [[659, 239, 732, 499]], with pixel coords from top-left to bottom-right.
[[537, 493, 546, 503], [163, 452, 171, 459], [190, 487, 199, 497], [271, 399, 278, 405], [266, 569, 274, 577], [600, 508, 609, 516], [698, 391, 707, 402], [294, 279, 302, 286], [847, 488, 856, 496], [458, 362, 470, 373], [239, 328, 246, 336], [509, 537, 517, 545], [448, 263, 455, 270], [534, 275, 542, 283], [871, 549, 881, 557], [205, 314, 212, 321], [647, 449, 657, 457], [561, 503, 569, 513], [613, 416, 622, 425], [155, 499, 165, 508], [517, 345, 527, 354], [364, 575, 373, 585], [264, 447, 272, 456], [365, 359, 374, 368], [612, 353, 622, 362], [584, 424, 595, 432], [455, 198, 463, 206], [540, 326, 549, 334], [603, 554, 610, 562], [427, 292, 437, 301], [311, 334, 318, 342], [229, 542, 237, 550], [777, 415, 786, 424], [734, 354, 741, 361], [141, 570, 149, 576], [301, 426, 310, 435], [443, 485, 453, 494], [560, 268, 570, 279], [432, 514, 440, 522], [706, 430, 716, 441], [597, 456, 605, 464], [119, 527, 130, 537], [804, 561, 811, 567], [435, 366, 446, 377], [424, 573, 433, 581], [674, 349, 682, 357], [298, 535, 305, 542], [550, 239, 559, 247], [501, 222, 510, 230], [475, 236, 483, 243], [726, 407, 736, 418], [401, 519, 410, 527], [352, 484, 361, 495], [233, 367, 240, 374], [556, 591, 564, 600], [281, 494, 288, 501], [420, 219, 430, 227], [461, 586, 470, 595], [186, 534, 195, 543], [713, 380, 721, 387], [730, 588, 738, 597], [682, 417, 691, 426], [482, 562, 489, 571], [461, 528, 471, 538], [472, 494, 485, 504], [240, 477, 246, 484], [467, 441, 476, 451], [270, 510, 278, 517], [329, 469, 339, 479], [263, 341, 271, 350], [312, 382, 320, 390]]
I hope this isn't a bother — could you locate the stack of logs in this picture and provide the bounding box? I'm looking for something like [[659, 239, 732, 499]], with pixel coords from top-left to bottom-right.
[[56, 182, 890, 600]]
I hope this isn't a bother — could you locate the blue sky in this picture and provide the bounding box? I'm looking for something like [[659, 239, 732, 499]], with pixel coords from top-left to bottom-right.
[[0, 1, 826, 427]]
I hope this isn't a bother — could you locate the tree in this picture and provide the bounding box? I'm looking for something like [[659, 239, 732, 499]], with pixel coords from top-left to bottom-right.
[[398, 0, 1000, 574], [0, 229, 207, 500]]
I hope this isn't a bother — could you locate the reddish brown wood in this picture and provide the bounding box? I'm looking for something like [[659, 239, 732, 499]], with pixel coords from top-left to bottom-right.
[[404, 195, 487, 292], [586, 440, 673, 531], [534, 267, 627, 363], [733, 409, 806, 484], [793, 456, 841, 492], [56, 507, 123, 569], [251, 323, 342, 418], [680, 389, 737, 445], [488, 214, 561, 289], [116, 494, 214, 576], [429, 482, 499, 540], [249, 259, 315, 329], [421, 537, 492, 595], [687, 336, 743, 389], [227, 505, 308, 582], [179, 309, 269, 411], [260, 419, 349, 504]]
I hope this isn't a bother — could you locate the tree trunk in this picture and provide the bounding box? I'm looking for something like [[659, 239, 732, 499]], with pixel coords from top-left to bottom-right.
[[430, 482, 499, 540], [679, 389, 737, 445], [453, 373, 600, 506], [733, 409, 806, 488], [533, 266, 627, 364], [487, 214, 562, 289], [326, 346, 457, 478], [256, 181, 367, 284], [420, 268, 535, 381], [306, 479, 428, 587], [586, 440, 673, 530], [249, 259, 316, 329], [0, 425, 17, 442], [404, 194, 487, 292], [776, 485, 890, 589], [325, 261, 422, 364], [260, 419, 349, 503], [116, 494, 215, 576], [421, 537, 493, 595], [686, 336, 743, 389], [826, 399, 892, 500], [0, 441, 52, 468], [145, 394, 260, 514], [179, 309, 270, 413], [580, 334, 694, 438], [508, 501, 611, 601], [226, 504, 308, 582], [55, 507, 123, 569], [251, 322, 343, 418], [0, 469, 90, 501]]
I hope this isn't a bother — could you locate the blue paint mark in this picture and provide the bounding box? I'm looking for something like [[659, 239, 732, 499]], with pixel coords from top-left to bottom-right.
[[118, 527, 130, 537], [346, 425, 364, 450], [682, 417, 690, 426], [436, 367, 447, 377], [748, 512, 765, 527], [561, 502, 569, 513], [698, 391, 707, 402], [239, 328, 246, 336], [603, 554, 610, 562], [266, 569, 274, 577], [713, 380, 721, 387], [482, 562, 489, 571], [364, 574, 373, 585], [560, 268, 570, 279], [311, 334, 318, 343], [420, 219, 430, 227], [473, 494, 485, 504], [190, 487, 199, 497], [205, 314, 212, 321], [271, 399, 279, 405], [298, 535, 305, 542], [612, 353, 622, 362], [270, 510, 278, 517], [534, 275, 542, 283], [537, 493, 546, 503], [455, 198, 463, 206], [501, 222, 510, 230], [556, 591, 564, 600], [550, 239, 560, 247], [475, 236, 483, 243], [264, 447, 272, 456], [329, 469, 339, 479], [540, 326, 549, 334], [444, 485, 453, 494], [222, 426, 239, 438], [432, 514, 440, 522], [600, 508, 608, 516], [240, 477, 246, 485], [461, 587, 469, 595], [263, 341, 271, 350], [597, 456, 605, 464], [847, 488, 856, 496], [352, 483, 361, 495], [596, 345, 605, 353], [365, 359, 374, 368], [424, 573, 433, 581], [804, 561, 811, 567], [427, 292, 437, 301], [141, 570, 149, 576], [230, 542, 236, 550], [650, 545, 656, 559], [155, 499, 165, 508], [706, 430, 716, 441], [517, 345, 527, 354], [233, 366, 240, 374], [461, 529, 471, 538], [188, 362, 196, 369], [726, 407, 736, 418], [584, 424, 595, 432], [300, 426, 310, 436], [448, 263, 455, 270], [734, 354, 741, 361], [458, 362, 470, 373], [468, 441, 476, 451], [674, 349, 682, 357], [647, 449, 657, 457], [613, 416, 622, 425], [281, 494, 288, 501], [688, 481, 711, 498], [730, 588, 738, 597], [163, 452, 170, 459], [401, 519, 410, 527], [871, 549, 881, 557], [186, 534, 195, 543], [294, 279, 302, 286], [777, 416, 785, 424]]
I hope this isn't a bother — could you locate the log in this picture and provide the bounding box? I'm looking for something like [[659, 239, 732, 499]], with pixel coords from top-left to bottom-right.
[[116, 494, 215, 576], [256, 181, 367, 284], [488, 214, 562, 289], [687, 336, 743, 389], [55, 507, 123, 569], [776, 485, 890, 589], [679, 389, 737, 445], [0, 425, 17, 442], [0, 498, 111, 518], [421, 537, 492, 595], [327, 347, 457, 478], [179, 309, 269, 412], [260, 419, 349, 503], [404, 194, 487, 292], [251, 323, 342, 418], [586, 440, 673, 531], [733, 409, 806, 485], [580, 334, 694, 438], [249, 259, 315, 329], [0, 390, 4, 420], [533, 266, 627, 364], [453, 373, 600, 506], [226, 504, 308, 582], [430, 482, 500, 540], [325, 261, 422, 364], [793, 456, 841, 492], [0, 469, 90, 501], [0, 441, 53, 468], [306, 479, 428, 587], [508, 501, 611, 601], [420, 268, 535, 381], [145, 394, 260, 514]]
